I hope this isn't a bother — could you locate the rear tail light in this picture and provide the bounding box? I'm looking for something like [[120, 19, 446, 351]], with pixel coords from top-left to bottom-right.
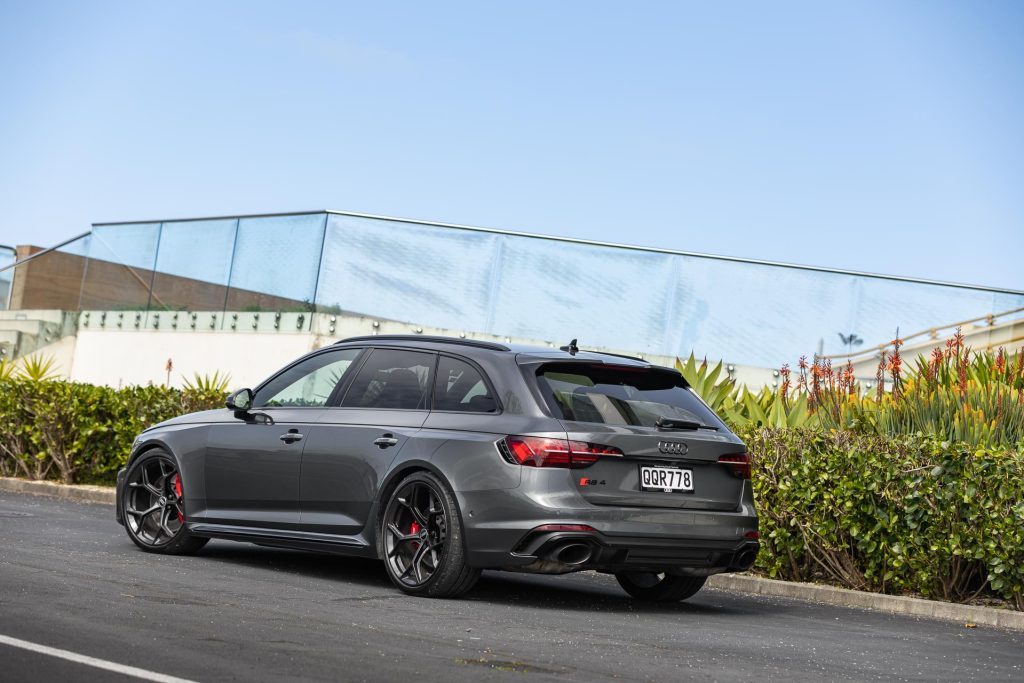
[[500, 436, 623, 469], [718, 453, 751, 479]]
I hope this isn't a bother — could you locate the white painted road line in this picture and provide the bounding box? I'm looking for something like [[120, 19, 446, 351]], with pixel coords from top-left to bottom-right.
[[0, 634, 199, 683]]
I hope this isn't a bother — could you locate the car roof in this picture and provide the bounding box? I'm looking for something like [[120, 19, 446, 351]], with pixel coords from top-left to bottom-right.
[[332, 335, 655, 367]]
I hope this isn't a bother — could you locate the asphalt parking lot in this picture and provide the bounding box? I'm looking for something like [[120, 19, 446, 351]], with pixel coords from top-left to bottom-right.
[[1, 491, 1022, 682]]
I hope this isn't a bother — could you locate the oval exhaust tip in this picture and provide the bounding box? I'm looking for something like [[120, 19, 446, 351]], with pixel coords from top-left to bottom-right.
[[736, 549, 757, 570], [555, 543, 593, 565]]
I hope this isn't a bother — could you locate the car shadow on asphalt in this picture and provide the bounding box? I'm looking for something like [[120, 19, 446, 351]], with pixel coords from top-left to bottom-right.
[[197, 542, 392, 589], [468, 572, 777, 617], [192, 540, 784, 617]]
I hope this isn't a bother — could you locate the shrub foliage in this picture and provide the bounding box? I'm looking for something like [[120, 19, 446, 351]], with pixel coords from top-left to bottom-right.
[[0, 377, 224, 484], [744, 427, 1023, 610]]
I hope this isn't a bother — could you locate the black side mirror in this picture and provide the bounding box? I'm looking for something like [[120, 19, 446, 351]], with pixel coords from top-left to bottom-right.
[[226, 388, 253, 413]]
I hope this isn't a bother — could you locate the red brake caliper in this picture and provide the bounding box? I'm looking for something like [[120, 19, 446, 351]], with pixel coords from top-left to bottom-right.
[[409, 520, 421, 549], [172, 474, 184, 523]]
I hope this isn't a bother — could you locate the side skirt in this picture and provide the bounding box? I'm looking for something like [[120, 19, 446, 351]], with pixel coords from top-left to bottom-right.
[[187, 522, 378, 558]]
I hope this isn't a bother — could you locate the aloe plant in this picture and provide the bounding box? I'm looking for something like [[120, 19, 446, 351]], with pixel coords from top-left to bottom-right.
[[675, 353, 735, 413], [732, 386, 817, 429], [676, 354, 817, 430], [17, 353, 59, 382], [676, 329, 1023, 447], [183, 370, 231, 394], [0, 358, 15, 382]]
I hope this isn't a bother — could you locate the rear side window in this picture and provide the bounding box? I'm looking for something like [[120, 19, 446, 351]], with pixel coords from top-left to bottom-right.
[[341, 349, 434, 410], [433, 356, 497, 413], [534, 363, 726, 429]]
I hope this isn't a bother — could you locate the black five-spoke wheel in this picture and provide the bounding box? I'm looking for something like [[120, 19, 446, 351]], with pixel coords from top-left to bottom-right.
[[384, 480, 447, 586], [123, 449, 208, 555], [380, 471, 479, 597]]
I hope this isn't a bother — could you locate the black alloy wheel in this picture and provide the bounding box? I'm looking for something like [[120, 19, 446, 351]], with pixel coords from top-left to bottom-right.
[[123, 450, 208, 555], [615, 571, 707, 602], [380, 471, 479, 598]]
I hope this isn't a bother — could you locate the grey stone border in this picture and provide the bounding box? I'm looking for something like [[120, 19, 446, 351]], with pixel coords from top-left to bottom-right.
[[2, 476, 1021, 630], [0, 476, 115, 505], [707, 573, 1024, 631]]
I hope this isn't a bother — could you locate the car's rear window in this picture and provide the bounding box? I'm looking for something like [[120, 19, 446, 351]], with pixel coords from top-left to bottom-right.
[[534, 363, 726, 429]]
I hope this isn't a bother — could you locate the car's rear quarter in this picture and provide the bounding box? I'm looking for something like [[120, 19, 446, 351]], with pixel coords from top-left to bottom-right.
[[428, 346, 759, 578]]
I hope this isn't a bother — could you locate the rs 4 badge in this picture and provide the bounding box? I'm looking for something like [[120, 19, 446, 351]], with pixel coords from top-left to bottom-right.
[[579, 478, 606, 486]]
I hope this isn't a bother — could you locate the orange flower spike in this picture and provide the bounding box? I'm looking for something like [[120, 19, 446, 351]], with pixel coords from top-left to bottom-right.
[[779, 363, 791, 398], [928, 348, 943, 383], [809, 358, 824, 407], [875, 350, 887, 401], [796, 355, 809, 392], [886, 334, 904, 401]]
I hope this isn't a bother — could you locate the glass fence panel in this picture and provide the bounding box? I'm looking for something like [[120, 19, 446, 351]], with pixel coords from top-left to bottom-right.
[[487, 234, 678, 349], [311, 215, 1024, 366], [845, 278, 1000, 358], [656, 258, 1007, 367], [2, 234, 91, 311], [150, 219, 238, 311], [0, 247, 15, 310], [78, 223, 160, 310], [654, 256, 854, 367], [316, 214, 499, 329], [224, 214, 326, 312], [4, 210, 1022, 370], [991, 291, 1024, 322]]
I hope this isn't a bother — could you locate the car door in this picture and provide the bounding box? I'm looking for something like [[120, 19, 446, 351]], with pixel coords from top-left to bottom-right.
[[298, 348, 435, 536], [203, 347, 364, 530]]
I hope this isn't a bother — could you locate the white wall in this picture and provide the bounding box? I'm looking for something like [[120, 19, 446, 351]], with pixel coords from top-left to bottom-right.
[[70, 330, 317, 389], [6, 308, 784, 391]]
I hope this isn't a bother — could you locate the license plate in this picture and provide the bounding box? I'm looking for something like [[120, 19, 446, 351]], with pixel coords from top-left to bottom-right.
[[639, 465, 693, 492]]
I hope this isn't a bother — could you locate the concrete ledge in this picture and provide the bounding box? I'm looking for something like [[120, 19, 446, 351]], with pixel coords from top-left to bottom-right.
[[2, 476, 1021, 630], [0, 477, 115, 505], [708, 573, 1024, 631]]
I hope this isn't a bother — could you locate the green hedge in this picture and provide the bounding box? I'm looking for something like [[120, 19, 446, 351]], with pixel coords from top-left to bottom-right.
[[1, 378, 1021, 609], [743, 426, 1024, 610], [0, 378, 224, 485]]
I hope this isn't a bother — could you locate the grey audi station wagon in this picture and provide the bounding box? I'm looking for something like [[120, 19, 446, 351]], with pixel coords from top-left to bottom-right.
[[116, 335, 759, 600]]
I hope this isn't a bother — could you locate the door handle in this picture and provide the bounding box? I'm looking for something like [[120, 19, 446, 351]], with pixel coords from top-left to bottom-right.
[[373, 434, 399, 449], [279, 432, 304, 443]]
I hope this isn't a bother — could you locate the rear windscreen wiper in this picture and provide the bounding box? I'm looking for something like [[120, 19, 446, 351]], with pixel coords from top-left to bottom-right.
[[655, 417, 720, 431]]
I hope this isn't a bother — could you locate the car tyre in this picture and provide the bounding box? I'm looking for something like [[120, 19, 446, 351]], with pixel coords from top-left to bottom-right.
[[379, 471, 480, 598], [615, 572, 706, 602], [122, 449, 208, 555]]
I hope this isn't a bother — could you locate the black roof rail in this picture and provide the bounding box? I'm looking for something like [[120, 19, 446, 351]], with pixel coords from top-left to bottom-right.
[[334, 335, 511, 352], [581, 349, 651, 363]]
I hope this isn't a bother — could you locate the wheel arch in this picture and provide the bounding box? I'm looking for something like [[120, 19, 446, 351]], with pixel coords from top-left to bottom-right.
[[368, 459, 461, 556], [125, 436, 178, 470]]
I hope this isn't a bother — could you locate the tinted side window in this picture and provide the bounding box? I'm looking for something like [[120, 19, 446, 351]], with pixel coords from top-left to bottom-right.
[[433, 356, 497, 413], [253, 348, 362, 408], [340, 349, 434, 410]]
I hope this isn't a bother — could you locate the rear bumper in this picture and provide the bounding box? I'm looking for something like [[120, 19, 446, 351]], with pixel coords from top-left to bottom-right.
[[456, 487, 759, 573], [510, 528, 760, 575]]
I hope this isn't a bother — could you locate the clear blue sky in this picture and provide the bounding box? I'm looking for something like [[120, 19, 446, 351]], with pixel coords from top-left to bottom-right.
[[2, 1, 1022, 290]]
